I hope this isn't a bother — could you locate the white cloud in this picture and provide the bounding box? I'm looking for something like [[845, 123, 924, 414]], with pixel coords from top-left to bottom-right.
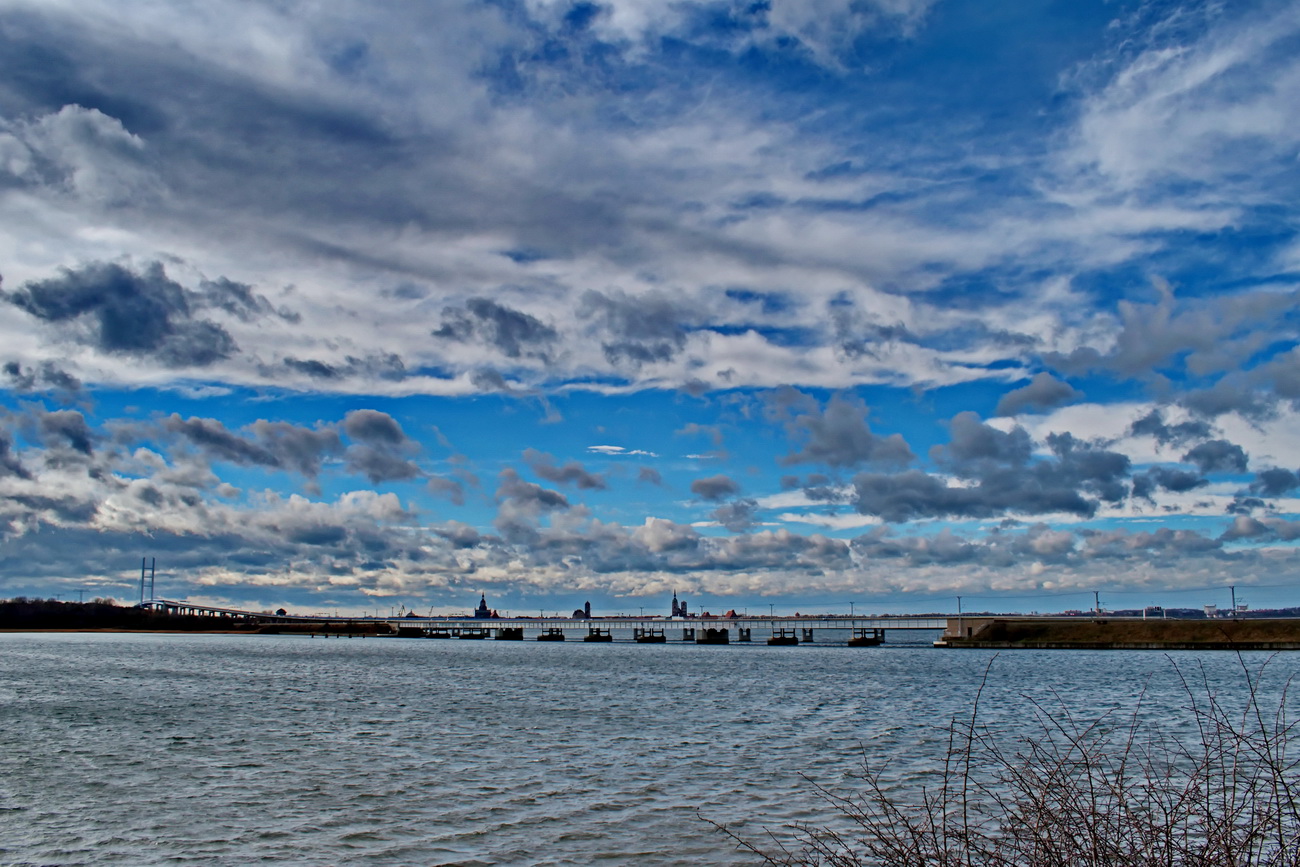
[[587, 445, 658, 456]]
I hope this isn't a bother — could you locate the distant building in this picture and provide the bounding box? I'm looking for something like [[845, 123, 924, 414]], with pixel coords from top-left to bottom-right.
[[671, 591, 681, 617], [585, 601, 591, 618], [474, 594, 492, 619]]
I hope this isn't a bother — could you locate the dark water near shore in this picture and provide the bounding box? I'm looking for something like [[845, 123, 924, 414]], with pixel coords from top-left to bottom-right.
[[2, 632, 1296, 865]]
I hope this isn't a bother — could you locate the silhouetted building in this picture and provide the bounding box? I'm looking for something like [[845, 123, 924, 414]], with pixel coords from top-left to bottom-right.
[[474, 594, 491, 619], [671, 591, 681, 617], [584, 601, 591, 618]]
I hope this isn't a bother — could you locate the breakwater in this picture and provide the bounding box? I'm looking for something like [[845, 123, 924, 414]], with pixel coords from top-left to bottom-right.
[[936, 617, 1300, 650]]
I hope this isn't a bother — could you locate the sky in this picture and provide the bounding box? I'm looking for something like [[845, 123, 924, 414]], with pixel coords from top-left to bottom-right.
[[2, 0, 1300, 617]]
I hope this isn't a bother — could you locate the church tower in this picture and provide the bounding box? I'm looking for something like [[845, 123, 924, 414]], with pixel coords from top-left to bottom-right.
[[671, 591, 680, 617]]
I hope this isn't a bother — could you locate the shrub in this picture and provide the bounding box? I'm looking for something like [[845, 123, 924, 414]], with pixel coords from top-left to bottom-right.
[[717, 656, 1300, 866]]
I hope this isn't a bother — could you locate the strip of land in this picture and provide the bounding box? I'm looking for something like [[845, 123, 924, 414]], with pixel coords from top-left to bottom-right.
[[937, 617, 1300, 650]]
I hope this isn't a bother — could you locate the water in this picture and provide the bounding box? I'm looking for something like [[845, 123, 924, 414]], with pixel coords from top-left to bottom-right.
[[1, 632, 1296, 865]]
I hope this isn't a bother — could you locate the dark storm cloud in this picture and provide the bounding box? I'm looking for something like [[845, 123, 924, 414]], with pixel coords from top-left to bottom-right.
[[470, 369, 512, 392], [1045, 283, 1299, 381], [6, 491, 100, 525], [0, 13, 474, 241], [1221, 516, 1300, 542], [776, 392, 913, 469], [1217, 515, 1300, 542], [342, 410, 408, 447], [1046, 433, 1132, 504], [690, 474, 740, 501], [1182, 439, 1249, 474], [497, 468, 570, 512], [830, 301, 914, 361], [1180, 380, 1275, 421], [34, 408, 94, 455], [994, 372, 1081, 417], [343, 446, 423, 484], [435, 521, 482, 548], [528, 518, 853, 579], [1250, 468, 1300, 497], [494, 468, 570, 544], [851, 469, 1088, 522], [1128, 409, 1213, 446], [164, 415, 278, 467], [763, 385, 818, 419], [283, 357, 341, 379], [1253, 350, 1300, 406], [711, 498, 758, 532], [340, 410, 423, 484], [433, 298, 558, 360], [3, 262, 238, 367], [850, 429, 1130, 523], [0, 430, 30, 479], [637, 466, 663, 486], [579, 289, 691, 367], [1131, 466, 1206, 501], [196, 277, 297, 323], [246, 420, 344, 478], [3, 360, 81, 394], [1080, 527, 1224, 559], [935, 412, 1032, 471], [162, 414, 343, 478], [523, 448, 606, 490], [852, 526, 984, 566]]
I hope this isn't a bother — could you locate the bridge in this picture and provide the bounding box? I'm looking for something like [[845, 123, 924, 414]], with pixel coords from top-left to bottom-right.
[[136, 599, 948, 643]]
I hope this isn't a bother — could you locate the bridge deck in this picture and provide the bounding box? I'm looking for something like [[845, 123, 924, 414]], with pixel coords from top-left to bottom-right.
[[139, 600, 947, 631]]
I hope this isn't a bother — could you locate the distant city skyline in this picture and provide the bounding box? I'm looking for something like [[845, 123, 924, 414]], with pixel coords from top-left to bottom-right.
[[3, 0, 1300, 615]]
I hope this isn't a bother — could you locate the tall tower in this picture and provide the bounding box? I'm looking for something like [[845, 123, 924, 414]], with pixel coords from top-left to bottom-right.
[[671, 591, 680, 617]]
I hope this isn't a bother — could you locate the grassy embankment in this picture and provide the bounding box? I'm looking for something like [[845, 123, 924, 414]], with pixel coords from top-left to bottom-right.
[[942, 617, 1300, 649]]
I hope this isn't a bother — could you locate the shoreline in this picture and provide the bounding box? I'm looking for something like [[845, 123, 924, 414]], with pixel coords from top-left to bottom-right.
[[936, 617, 1300, 650]]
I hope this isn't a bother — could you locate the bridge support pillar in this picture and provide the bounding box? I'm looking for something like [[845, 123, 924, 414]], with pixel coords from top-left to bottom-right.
[[801, 628, 815, 642], [682, 627, 695, 641]]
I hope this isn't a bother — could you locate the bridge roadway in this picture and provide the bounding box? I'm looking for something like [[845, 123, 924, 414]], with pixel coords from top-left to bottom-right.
[[392, 615, 948, 633], [138, 599, 948, 635]]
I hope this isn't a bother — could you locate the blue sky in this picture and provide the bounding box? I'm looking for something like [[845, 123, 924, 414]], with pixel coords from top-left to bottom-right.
[[2, 0, 1300, 616]]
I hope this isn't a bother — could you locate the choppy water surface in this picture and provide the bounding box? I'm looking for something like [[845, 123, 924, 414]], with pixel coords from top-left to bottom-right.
[[1, 632, 1296, 865]]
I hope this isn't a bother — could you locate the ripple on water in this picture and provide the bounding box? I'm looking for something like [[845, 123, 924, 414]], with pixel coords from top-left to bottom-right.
[[2, 633, 1297, 865]]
